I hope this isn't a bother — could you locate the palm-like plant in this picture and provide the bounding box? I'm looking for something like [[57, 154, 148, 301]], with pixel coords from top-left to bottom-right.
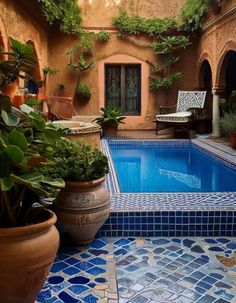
[[93, 106, 126, 127]]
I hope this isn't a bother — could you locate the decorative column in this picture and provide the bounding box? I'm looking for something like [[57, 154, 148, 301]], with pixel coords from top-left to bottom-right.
[[212, 88, 221, 137]]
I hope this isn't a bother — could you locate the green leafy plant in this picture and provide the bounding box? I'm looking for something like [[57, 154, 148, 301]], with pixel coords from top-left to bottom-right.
[[96, 30, 110, 41], [0, 39, 65, 228], [39, 139, 109, 182], [113, 11, 178, 37], [38, 0, 83, 35], [113, 11, 190, 90], [220, 112, 236, 135], [0, 38, 36, 91], [67, 32, 95, 100], [93, 106, 126, 127], [180, 0, 206, 32], [76, 82, 91, 99]]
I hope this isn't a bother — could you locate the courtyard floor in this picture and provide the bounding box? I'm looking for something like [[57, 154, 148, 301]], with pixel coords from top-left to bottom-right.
[[37, 133, 236, 303], [36, 237, 236, 303]]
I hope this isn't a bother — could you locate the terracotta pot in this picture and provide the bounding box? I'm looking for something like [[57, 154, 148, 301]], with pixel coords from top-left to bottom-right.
[[56, 177, 110, 245], [230, 133, 236, 150], [0, 210, 59, 303], [102, 124, 118, 136]]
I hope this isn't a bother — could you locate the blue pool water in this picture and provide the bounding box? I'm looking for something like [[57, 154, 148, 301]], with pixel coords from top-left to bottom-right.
[[109, 143, 236, 193]]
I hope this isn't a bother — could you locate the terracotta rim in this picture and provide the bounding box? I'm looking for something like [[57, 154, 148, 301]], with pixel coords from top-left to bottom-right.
[[0, 209, 57, 237], [65, 176, 105, 189]]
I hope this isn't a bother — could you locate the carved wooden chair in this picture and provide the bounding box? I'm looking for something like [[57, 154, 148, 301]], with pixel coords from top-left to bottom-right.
[[156, 90, 207, 138]]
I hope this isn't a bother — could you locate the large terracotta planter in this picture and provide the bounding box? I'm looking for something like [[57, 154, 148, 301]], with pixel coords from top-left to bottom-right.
[[56, 177, 110, 245], [102, 123, 118, 136], [0, 209, 59, 303], [230, 133, 236, 149]]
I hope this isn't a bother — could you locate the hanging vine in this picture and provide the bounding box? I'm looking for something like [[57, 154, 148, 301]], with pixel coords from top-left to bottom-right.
[[113, 11, 190, 90], [38, 0, 83, 35]]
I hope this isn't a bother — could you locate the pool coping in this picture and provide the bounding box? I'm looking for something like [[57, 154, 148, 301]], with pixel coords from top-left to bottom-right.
[[102, 138, 236, 212]]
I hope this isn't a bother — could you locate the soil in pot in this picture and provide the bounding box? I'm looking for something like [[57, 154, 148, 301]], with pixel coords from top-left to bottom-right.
[[0, 209, 59, 303]]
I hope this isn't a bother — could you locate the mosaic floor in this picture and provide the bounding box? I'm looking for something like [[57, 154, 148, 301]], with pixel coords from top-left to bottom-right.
[[36, 237, 236, 303]]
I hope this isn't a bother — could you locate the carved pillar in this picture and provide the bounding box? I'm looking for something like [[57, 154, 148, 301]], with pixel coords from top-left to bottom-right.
[[212, 88, 221, 137]]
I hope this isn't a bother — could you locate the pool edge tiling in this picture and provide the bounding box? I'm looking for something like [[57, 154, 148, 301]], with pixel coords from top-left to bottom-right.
[[99, 139, 236, 237]]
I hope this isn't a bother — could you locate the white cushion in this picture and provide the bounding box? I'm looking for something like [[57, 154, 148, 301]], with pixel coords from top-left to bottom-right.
[[156, 111, 192, 123]]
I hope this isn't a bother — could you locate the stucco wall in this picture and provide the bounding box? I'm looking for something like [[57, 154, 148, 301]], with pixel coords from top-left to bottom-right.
[[0, 0, 48, 88], [48, 0, 197, 130], [197, 0, 236, 89]]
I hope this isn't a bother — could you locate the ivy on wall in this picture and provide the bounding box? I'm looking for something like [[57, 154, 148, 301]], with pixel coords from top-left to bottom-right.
[[38, 0, 83, 35], [113, 11, 190, 90]]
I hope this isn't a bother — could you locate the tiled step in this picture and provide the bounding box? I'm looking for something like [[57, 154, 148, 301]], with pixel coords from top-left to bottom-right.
[[98, 210, 236, 237]]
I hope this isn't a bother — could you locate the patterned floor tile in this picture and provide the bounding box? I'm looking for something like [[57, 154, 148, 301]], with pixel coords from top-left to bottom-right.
[[37, 237, 236, 303]]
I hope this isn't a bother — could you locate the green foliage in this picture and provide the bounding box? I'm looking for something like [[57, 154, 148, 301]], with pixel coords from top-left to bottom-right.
[[0, 39, 65, 227], [38, 0, 83, 35], [76, 82, 91, 99], [180, 0, 207, 32], [67, 32, 95, 72], [113, 11, 191, 90], [42, 66, 59, 76], [220, 112, 236, 135], [221, 91, 236, 114], [96, 30, 110, 41], [150, 72, 182, 90], [39, 139, 109, 182], [0, 38, 36, 89], [113, 11, 178, 37], [151, 36, 190, 54], [93, 106, 126, 126]]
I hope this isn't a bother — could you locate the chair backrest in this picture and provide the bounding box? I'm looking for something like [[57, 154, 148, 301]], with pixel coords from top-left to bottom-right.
[[176, 91, 207, 112], [46, 96, 77, 120]]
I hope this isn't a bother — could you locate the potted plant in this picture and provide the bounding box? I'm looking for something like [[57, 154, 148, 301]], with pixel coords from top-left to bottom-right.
[[220, 111, 236, 149], [40, 139, 110, 245], [93, 105, 126, 136], [77, 82, 91, 100], [0, 38, 65, 303]]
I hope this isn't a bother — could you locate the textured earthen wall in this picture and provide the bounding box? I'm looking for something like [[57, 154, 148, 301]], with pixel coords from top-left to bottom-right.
[[0, 0, 48, 85], [197, 0, 236, 89], [48, 0, 197, 129]]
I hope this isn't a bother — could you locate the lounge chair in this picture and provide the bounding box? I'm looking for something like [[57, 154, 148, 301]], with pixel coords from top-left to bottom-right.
[[156, 90, 207, 138]]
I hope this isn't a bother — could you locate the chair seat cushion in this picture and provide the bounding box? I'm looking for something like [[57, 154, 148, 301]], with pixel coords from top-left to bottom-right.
[[156, 111, 192, 123]]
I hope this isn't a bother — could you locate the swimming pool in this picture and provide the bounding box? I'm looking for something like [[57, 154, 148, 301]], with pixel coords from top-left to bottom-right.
[[109, 142, 236, 193], [99, 139, 236, 237]]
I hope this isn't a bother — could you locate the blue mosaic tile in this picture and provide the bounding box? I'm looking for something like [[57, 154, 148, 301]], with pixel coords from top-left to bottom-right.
[[74, 262, 93, 271], [58, 291, 81, 303], [68, 276, 90, 284], [48, 276, 64, 284], [81, 294, 99, 303], [68, 285, 89, 295], [51, 262, 68, 273], [85, 266, 106, 276], [63, 267, 80, 275]]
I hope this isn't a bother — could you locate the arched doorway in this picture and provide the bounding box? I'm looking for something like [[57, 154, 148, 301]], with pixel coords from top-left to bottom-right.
[[24, 40, 42, 96], [199, 59, 213, 117], [218, 50, 236, 101], [197, 59, 213, 133]]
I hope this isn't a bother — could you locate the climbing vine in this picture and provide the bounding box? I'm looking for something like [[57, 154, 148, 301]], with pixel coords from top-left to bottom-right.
[[113, 11, 190, 90], [38, 0, 83, 35]]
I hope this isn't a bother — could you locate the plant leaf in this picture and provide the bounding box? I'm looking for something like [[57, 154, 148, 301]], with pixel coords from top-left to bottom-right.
[[1, 109, 20, 126], [0, 176, 14, 191], [8, 130, 28, 151]]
